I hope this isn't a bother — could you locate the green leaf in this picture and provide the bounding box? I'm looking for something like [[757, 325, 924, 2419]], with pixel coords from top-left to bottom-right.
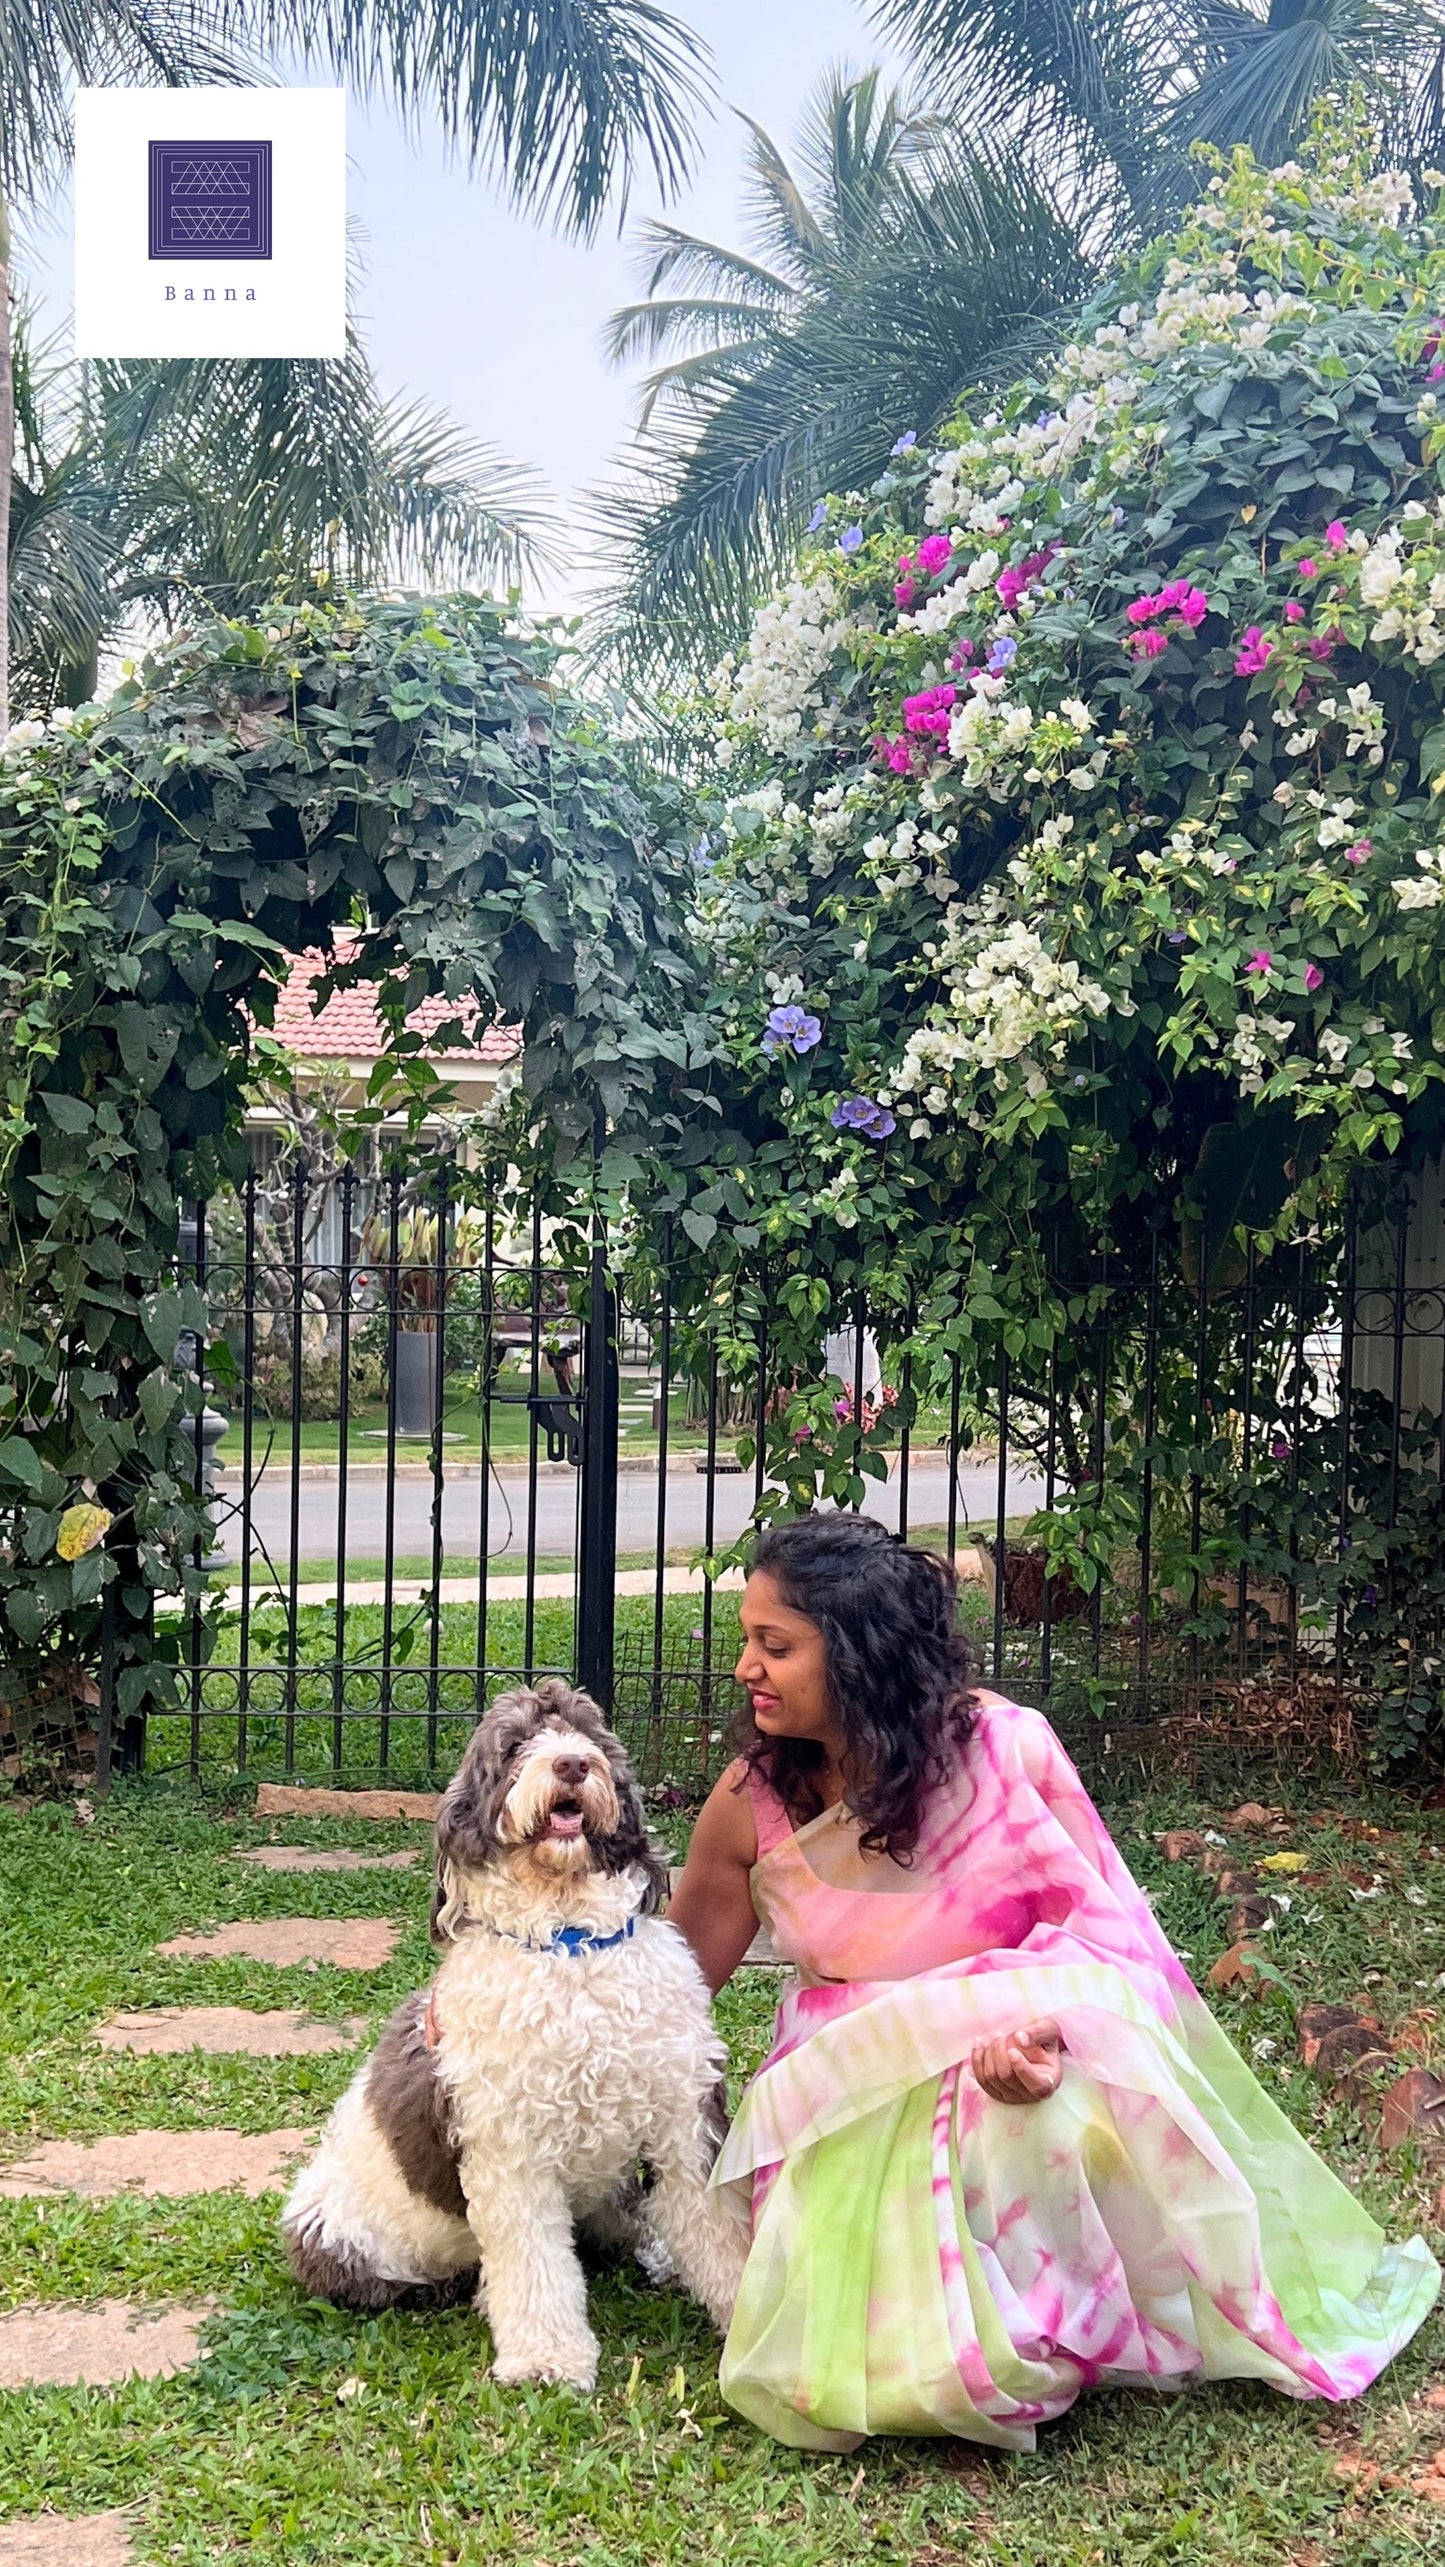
[[40, 1093, 94, 1134], [0, 1438, 45, 1494]]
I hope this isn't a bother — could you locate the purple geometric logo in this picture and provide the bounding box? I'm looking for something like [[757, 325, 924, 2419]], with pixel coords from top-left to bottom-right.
[[148, 141, 272, 260]]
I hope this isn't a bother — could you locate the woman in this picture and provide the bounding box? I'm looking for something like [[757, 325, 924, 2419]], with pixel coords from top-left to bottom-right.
[[667, 1514, 1439, 2453]]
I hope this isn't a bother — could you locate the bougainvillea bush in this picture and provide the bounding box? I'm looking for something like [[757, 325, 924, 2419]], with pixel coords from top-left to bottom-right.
[[653, 116, 1445, 1734]]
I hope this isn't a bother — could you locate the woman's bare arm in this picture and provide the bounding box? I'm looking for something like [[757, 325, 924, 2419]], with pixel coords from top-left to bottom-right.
[[665, 1759, 760, 1995]]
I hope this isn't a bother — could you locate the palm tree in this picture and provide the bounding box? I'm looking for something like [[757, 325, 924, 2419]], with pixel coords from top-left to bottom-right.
[[590, 66, 1093, 690], [871, 1, 1445, 227], [594, 6, 1445, 693], [0, 0, 712, 728], [8, 309, 551, 712]]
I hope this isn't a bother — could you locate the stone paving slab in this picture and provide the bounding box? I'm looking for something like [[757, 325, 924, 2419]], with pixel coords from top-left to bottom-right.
[[156, 1918, 400, 1969], [237, 1845, 420, 1874], [0, 2300, 209, 2389], [0, 2129, 312, 2201], [254, 1783, 440, 1822], [0, 2513, 134, 2564], [95, 2007, 363, 2056]]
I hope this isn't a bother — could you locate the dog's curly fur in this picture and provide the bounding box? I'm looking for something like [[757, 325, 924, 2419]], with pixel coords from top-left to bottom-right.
[[281, 1681, 750, 2390]]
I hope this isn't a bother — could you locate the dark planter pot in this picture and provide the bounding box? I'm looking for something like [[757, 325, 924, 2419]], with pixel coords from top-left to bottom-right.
[[395, 1328, 439, 1437], [977, 1542, 1087, 1626]]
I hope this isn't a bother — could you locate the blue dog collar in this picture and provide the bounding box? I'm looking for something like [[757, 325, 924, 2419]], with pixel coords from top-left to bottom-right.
[[487, 1915, 639, 1957]]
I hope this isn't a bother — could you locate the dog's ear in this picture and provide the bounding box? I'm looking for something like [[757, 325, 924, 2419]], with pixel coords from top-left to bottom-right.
[[429, 1694, 532, 1942], [565, 1694, 670, 1912]]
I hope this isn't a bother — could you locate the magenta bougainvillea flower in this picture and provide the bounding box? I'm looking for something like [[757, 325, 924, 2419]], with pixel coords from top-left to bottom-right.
[[1298, 556, 1318, 578], [1324, 520, 1349, 551], [1234, 626, 1273, 676], [1345, 838, 1371, 864], [1304, 963, 1325, 992], [1125, 578, 1207, 657], [902, 684, 957, 738], [1284, 600, 1305, 623], [1245, 947, 1274, 975]]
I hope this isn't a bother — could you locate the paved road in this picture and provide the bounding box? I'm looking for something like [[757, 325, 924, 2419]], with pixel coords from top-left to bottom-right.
[[214, 1456, 1046, 1566]]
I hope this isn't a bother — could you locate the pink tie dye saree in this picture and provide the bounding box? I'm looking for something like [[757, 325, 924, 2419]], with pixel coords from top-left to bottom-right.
[[713, 1698, 1439, 2451]]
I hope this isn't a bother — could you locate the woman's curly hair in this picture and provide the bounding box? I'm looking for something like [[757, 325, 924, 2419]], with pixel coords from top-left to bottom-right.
[[733, 1513, 977, 1860]]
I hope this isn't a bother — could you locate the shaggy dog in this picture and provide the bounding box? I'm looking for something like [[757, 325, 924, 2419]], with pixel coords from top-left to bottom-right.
[[281, 1681, 750, 2391]]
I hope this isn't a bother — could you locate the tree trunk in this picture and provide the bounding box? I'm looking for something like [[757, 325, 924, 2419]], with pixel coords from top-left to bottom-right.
[[0, 183, 11, 738]]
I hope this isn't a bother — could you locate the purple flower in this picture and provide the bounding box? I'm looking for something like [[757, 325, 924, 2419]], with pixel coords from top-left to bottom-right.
[[762, 1004, 822, 1058], [806, 500, 827, 534], [830, 1094, 897, 1140], [839, 525, 864, 556], [891, 430, 918, 456], [1270, 1435, 1291, 1461], [1167, 929, 1188, 945], [987, 635, 1018, 674]]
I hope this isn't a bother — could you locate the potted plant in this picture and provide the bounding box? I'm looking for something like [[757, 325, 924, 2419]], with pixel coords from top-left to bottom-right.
[[361, 1207, 483, 1436]]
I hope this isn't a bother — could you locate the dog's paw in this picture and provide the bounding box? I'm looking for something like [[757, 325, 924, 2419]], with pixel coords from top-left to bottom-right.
[[491, 2337, 599, 2395]]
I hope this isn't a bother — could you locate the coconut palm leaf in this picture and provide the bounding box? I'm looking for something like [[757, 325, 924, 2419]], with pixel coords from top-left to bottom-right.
[[589, 87, 1095, 692]]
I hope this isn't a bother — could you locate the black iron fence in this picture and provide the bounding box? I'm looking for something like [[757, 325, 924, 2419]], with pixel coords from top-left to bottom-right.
[[124, 1164, 1445, 1788]]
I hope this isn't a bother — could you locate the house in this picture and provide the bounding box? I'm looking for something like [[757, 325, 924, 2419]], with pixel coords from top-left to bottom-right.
[[245, 940, 520, 1258]]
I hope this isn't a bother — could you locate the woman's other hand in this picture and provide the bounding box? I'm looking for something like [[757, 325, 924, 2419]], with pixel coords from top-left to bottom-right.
[[970, 2019, 1063, 2106]]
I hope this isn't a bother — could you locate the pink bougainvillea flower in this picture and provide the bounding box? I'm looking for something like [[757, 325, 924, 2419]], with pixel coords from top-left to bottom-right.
[[902, 683, 957, 738], [1345, 838, 1371, 864], [1303, 962, 1325, 992], [1126, 591, 1162, 625], [1306, 635, 1335, 662], [1298, 557, 1318, 578], [1283, 600, 1305, 623], [916, 532, 953, 577], [894, 579, 916, 607], [1245, 947, 1274, 975], [1234, 626, 1274, 675], [886, 737, 913, 773], [1132, 626, 1169, 658], [948, 638, 976, 669], [1324, 519, 1349, 551]]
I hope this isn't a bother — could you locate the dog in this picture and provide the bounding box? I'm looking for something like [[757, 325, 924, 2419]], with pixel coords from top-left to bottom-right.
[[281, 1680, 751, 2391]]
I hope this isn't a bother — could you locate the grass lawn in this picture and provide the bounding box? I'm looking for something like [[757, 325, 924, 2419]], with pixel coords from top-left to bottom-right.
[[0, 1773, 1442, 2563]]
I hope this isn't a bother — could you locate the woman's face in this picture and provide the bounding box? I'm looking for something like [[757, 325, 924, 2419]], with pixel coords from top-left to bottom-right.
[[735, 1569, 836, 1745]]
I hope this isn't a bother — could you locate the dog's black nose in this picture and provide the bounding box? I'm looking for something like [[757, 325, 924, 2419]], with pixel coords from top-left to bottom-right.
[[551, 1755, 591, 1786]]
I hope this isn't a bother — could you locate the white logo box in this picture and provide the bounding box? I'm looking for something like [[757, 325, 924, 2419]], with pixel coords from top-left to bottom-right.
[[75, 87, 346, 359]]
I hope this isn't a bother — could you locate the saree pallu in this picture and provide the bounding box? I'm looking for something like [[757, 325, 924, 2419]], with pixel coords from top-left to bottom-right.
[[713, 1701, 1439, 2451]]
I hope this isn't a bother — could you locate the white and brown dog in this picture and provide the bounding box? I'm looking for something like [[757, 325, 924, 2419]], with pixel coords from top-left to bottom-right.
[[281, 1680, 750, 2391]]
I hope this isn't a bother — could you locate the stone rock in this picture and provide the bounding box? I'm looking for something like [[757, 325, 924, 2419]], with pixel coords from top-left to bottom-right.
[[236, 1846, 420, 1874], [1298, 2002, 1365, 2068], [1227, 1802, 1284, 1828], [156, 1918, 399, 1969], [0, 2301, 208, 2389], [95, 2007, 362, 2056], [1378, 2067, 1445, 2150], [1313, 2022, 1396, 2087], [1214, 1867, 1261, 1900], [254, 1784, 440, 1822], [1159, 1830, 1206, 1864], [1207, 1942, 1265, 1989], [0, 2515, 133, 2565], [1225, 1895, 1272, 1940], [0, 2129, 311, 2201]]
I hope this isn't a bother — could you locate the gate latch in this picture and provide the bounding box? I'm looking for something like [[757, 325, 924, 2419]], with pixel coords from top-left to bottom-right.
[[529, 1393, 582, 1466]]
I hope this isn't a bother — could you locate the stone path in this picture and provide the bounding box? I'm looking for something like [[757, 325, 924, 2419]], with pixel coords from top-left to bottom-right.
[[0, 2129, 311, 2201], [0, 2301, 209, 2389], [254, 1783, 440, 1821], [0, 2514, 133, 2565], [237, 1846, 419, 1874], [95, 2007, 363, 2056], [156, 1918, 399, 1969]]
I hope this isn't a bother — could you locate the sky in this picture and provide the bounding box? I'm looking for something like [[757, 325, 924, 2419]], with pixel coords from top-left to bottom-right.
[[20, 0, 909, 614]]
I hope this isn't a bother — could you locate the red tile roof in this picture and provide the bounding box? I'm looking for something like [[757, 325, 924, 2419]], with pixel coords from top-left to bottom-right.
[[267, 945, 520, 1067]]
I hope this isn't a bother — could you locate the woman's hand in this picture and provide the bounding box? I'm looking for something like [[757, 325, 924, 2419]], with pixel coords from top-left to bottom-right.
[[970, 2018, 1064, 2106]]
